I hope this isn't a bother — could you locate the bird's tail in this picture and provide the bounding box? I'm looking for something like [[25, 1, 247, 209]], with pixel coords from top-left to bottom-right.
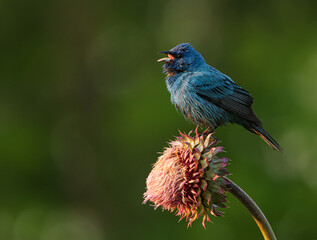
[[247, 125, 282, 151]]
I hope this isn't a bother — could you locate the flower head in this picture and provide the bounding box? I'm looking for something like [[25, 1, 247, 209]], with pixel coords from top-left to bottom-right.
[[143, 128, 230, 227]]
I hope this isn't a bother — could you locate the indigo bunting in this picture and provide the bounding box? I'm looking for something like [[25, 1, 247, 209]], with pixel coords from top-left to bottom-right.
[[158, 43, 281, 151]]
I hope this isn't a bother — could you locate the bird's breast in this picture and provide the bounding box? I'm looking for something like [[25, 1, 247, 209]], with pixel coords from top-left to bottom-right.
[[172, 87, 226, 128], [166, 72, 222, 127]]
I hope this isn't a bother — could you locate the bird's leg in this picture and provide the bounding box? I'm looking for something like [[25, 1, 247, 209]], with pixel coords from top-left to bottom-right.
[[204, 126, 214, 134], [195, 126, 218, 139], [199, 125, 215, 135]]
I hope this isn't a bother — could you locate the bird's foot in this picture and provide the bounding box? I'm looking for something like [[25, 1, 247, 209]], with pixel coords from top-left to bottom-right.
[[197, 127, 220, 144]]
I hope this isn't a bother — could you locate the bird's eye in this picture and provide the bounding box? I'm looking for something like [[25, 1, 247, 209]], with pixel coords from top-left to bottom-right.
[[177, 54, 182, 58]]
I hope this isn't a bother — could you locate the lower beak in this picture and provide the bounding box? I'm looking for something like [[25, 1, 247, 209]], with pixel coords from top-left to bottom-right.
[[157, 57, 171, 63]]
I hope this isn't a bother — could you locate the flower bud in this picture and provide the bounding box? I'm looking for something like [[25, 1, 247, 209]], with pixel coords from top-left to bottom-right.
[[144, 129, 230, 227]]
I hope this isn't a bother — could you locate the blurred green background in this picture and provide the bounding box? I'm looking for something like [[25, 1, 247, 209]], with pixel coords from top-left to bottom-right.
[[1, 0, 317, 239]]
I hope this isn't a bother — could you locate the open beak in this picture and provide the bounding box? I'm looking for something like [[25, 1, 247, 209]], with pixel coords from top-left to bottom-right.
[[157, 51, 176, 63]]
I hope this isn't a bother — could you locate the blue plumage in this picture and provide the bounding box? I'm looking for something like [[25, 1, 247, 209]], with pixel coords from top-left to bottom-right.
[[158, 43, 281, 151]]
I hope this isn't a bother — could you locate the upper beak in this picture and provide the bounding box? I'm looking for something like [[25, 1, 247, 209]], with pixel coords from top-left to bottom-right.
[[157, 51, 175, 63], [160, 51, 171, 54]]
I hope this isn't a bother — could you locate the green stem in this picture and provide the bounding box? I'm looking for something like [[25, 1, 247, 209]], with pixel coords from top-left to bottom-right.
[[224, 178, 277, 240]]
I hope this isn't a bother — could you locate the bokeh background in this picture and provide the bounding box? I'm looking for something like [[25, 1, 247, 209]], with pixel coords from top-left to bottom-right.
[[1, 0, 317, 239]]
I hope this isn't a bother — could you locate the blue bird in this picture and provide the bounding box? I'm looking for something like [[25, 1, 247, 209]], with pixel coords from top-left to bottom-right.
[[158, 43, 281, 151]]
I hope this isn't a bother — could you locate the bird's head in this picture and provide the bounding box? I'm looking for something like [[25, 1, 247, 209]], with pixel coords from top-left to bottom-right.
[[158, 43, 205, 75]]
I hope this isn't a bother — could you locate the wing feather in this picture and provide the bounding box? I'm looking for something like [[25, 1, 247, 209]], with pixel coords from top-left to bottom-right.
[[192, 73, 261, 124]]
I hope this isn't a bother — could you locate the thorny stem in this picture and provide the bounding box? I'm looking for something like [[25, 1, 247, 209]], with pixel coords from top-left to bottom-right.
[[223, 178, 277, 240]]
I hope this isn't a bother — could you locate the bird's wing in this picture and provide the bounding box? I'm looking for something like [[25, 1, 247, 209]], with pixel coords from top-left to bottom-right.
[[192, 73, 261, 124]]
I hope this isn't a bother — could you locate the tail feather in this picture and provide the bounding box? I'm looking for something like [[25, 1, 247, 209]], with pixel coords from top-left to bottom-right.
[[248, 125, 282, 151]]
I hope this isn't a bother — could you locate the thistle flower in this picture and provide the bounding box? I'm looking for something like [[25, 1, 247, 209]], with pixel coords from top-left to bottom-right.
[[143, 128, 230, 227]]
